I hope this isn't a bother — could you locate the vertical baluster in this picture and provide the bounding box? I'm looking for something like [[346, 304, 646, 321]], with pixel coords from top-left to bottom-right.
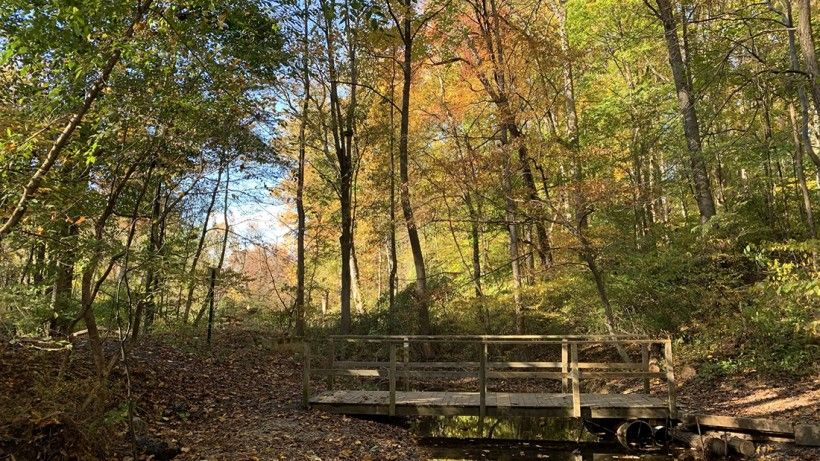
[[665, 339, 677, 418], [561, 339, 569, 393], [328, 337, 336, 390], [389, 343, 397, 416], [302, 341, 311, 408], [641, 343, 650, 394], [479, 341, 487, 435], [571, 342, 580, 418], [403, 338, 410, 391]]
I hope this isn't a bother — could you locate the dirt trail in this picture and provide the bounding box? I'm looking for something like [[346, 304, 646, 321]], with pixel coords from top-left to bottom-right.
[[2, 328, 818, 460]]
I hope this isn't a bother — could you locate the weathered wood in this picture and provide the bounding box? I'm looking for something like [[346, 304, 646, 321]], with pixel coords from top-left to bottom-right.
[[479, 341, 487, 435], [728, 437, 756, 456], [795, 424, 820, 446], [487, 371, 563, 379], [402, 339, 410, 391], [664, 339, 676, 418], [302, 342, 310, 408], [681, 415, 795, 436], [671, 429, 727, 456], [332, 360, 643, 370], [328, 338, 336, 390], [305, 335, 677, 421], [578, 371, 665, 379], [571, 342, 581, 418], [641, 344, 650, 394], [561, 339, 568, 393], [389, 344, 396, 416]]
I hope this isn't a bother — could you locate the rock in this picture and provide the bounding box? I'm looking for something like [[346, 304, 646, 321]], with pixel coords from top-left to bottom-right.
[[795, 424, 820, 447], [135, 436, 181, 461]]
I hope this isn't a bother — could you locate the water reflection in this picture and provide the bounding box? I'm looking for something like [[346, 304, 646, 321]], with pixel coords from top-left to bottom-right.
[[412, 417, 683, 460], [421, 438, 681, 460]]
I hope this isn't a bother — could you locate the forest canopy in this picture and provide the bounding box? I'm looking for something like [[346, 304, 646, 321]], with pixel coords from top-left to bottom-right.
[[1, 0, 818, 383]]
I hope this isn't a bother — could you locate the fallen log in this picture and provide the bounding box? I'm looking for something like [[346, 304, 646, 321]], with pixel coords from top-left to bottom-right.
[[670, 428, 727, 456], [727, 436, 756, 457]]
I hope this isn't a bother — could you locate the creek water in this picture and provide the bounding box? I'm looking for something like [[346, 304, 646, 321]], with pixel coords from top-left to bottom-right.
[[409, 416, 687, 460]]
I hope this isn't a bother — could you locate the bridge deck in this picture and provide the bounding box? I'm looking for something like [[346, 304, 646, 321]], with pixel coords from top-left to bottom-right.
[[310, 390, 670, 419]]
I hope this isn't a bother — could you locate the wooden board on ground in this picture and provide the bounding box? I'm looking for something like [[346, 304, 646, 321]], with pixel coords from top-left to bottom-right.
[[681, 414, 795, 436], [795, 424, 820, 447]]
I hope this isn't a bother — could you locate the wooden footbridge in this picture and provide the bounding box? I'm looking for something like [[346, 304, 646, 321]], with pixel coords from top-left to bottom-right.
[[302, 335, 677, 422]]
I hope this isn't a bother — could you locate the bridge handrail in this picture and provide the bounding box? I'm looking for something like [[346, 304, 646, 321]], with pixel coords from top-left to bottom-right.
[[302, 335, 676, 419]]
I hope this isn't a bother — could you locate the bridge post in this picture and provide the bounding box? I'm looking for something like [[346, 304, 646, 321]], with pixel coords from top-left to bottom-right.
[[561, 339, 569, 393], [641, 343, 650, 394], [479, 340, 487, 435], [302, 341, 311, 408], [328, 337, 335, 390], [571, 342, 581, 417], [389, 343, 397, 416], [403, 338, 410, 391], [665, 339, 677, 418]]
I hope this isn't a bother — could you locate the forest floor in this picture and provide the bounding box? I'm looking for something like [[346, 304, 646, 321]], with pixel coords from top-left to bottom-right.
[[0, 326, 818, 460]]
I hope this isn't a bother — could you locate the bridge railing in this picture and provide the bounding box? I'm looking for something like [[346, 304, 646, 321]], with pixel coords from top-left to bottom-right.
[[302, 335, 676, 419]]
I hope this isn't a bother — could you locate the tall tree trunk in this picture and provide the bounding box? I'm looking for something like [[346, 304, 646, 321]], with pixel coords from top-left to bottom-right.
[[49, 221, 77, 335], [294, 0, 310, 337], [652, 0, 716, 222], [194, 166, 231, 326], [183, 165, 223, 323], [397, 2, 431, 335], [500, 128, 524, 333], [784, 0, 820, 171], [350, 242, 364, 314], [142, 180, 163, 331], [388, 46, 399, 324], [789, 104, 818, 237], [796, 0, 820, 124], [464, 192, 483, 298]]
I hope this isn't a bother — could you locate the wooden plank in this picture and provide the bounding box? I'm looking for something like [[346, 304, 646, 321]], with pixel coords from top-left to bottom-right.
[[302, 342, 310, 408], [681, 415, 795, 436], [795, 424, 820, 446], [571, 343, 580, 418], [328, 338, 335, 390], [312, 369, 382, 377], [665, 339, 676, 418], [389, 344, 396, 416], [487, 371, 564, 379], [561, 340, 568, 393], [641, 344, 650, 394], [403, 339, 410, 391], [479, 342, 487, 435], [578, 371, 665, 379]]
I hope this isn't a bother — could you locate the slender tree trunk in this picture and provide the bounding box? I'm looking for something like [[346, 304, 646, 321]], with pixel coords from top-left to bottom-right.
[[142, 180, 163, 331], [783, 0, 820, 172], [183, 165, 223, 323], [350, 242, 364, 314], [789, 104, 818, 237], [50, 221, 77, 335], [501, 129, 524, 333], [388, 46, 398, 323], [397, 3, 431, 335], [464, 192, 483, 298], [652, 0, 716, 222], [796, 0, 820, 124], [294, 0, 310, 337], [194, 166, 231, 326]]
